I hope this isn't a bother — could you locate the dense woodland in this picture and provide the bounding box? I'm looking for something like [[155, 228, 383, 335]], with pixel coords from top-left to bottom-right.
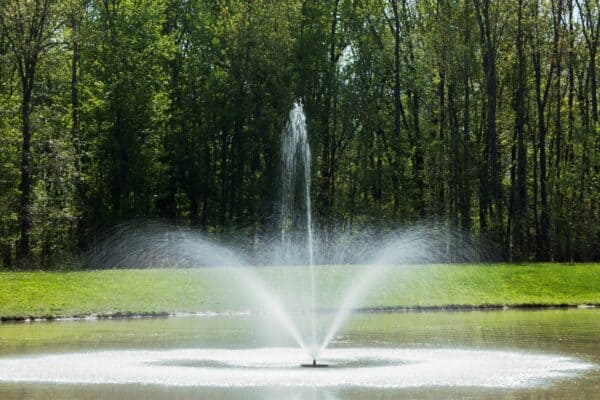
[[0, 0, 599, 268]]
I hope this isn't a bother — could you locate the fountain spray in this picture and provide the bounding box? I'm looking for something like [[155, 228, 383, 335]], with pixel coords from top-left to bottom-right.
[[281, 102, 326, 367]]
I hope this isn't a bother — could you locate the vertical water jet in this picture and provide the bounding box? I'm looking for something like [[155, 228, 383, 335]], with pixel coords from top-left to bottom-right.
[[280, 102, 318, 359]]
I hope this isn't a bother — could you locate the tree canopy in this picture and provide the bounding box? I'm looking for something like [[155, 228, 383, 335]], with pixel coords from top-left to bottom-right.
[[0, 0, 599, 268]]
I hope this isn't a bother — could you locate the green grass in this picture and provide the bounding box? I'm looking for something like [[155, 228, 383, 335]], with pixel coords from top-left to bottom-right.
[[0, 264, 599, 319]]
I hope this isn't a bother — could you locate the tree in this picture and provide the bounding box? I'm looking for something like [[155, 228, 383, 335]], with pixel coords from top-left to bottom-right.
[[1, 0, 599, 268], [473, 0, 503, 253], [1, 0, 60, 263]]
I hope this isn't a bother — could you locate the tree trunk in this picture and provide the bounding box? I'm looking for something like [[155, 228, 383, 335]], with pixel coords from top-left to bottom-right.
[[567, 0, 575, 149], [71, 14, 81, 178], [533, 52, 551, 260], [319, 0, 339, 218], [508, 127, 516, 260], [438, 69, 446, 221], [70, 11, 85, 248], [513, 0, 527, 260], [532, 130, 540, 256], [115, 106, 129, 218], [478, 104, 488, 236], [532, 0, 552, 261], [485, 49, 502, 248], [448, 79, 460, 234], [18, 84, 33, 262], [460, 0, 472, 233], [552, 0, 563, 178], [474, 0, 502, 254], [591, 51, 598, 123], [391, 0, 402, 218], [403, 0, 425, 218]]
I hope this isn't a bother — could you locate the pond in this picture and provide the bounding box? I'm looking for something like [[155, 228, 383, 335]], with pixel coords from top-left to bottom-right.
[[0, 308, 598, 399]]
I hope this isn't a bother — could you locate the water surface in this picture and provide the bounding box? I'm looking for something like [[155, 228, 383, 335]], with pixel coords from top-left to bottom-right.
[[0, 309, 597, 399]]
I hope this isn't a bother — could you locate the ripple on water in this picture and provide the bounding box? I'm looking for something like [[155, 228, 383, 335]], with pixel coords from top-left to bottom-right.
[[0, 347, 592, 388]]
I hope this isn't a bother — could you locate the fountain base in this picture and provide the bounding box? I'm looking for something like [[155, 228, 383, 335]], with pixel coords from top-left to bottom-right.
[[301, 360, 328, 368]]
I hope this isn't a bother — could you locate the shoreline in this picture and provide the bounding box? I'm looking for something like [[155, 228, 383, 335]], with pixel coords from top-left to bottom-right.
[[2, 264, 598, 324], [1, 303, 597, 324]]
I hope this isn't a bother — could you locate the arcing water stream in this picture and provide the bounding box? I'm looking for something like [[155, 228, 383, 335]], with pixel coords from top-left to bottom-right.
[[88, 103, 485, 362]]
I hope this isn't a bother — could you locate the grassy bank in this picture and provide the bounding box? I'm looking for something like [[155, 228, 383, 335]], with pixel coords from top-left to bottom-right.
[[0, 264, 599, 320]]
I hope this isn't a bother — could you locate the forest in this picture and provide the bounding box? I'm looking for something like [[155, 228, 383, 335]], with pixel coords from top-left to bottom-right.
[[0, 0, 598, 268]]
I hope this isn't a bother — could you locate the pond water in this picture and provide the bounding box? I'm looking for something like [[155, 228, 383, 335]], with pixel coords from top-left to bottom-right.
[[0, 308, 598, 399]]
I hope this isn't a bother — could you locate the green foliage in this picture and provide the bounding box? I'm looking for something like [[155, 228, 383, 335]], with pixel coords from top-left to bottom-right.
[[0, 94, 20, 267], [0, 0, 598, 268]]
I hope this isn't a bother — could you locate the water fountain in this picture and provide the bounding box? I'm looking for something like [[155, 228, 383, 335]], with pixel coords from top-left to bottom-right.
[[281, 102, 327, 367], [78, 103, 578, 368], [84, 101, 475, 367], [0, 103, 593, 395]]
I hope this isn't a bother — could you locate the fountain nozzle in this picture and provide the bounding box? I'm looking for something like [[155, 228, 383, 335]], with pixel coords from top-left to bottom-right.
[[301, 359, 328, 368]]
